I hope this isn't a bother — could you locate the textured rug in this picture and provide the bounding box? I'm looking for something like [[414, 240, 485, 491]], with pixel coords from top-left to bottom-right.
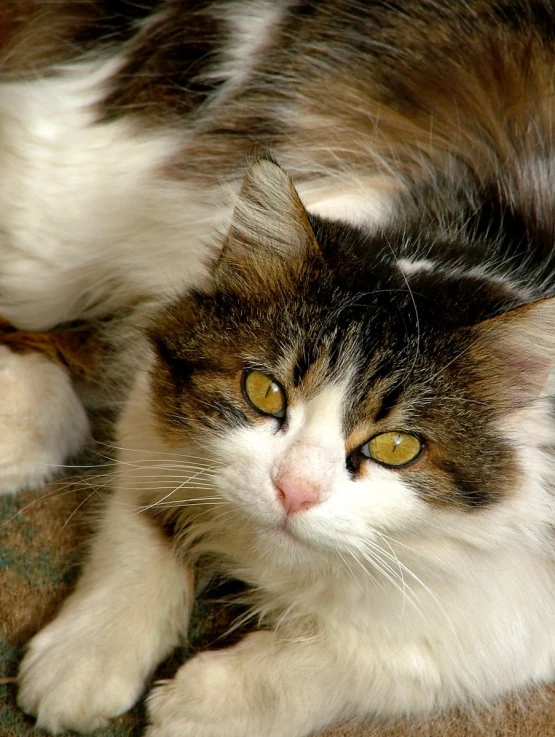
[[2, 472, 555, 737]]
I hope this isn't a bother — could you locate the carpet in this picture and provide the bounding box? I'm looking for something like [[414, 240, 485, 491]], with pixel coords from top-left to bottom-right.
[[2, 473, 555, 737]]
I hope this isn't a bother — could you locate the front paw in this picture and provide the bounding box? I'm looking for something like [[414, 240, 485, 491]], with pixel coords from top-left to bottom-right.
[[145, 644, 278, 737], [146, 658, 229, 737], [18, 614, 147, 734]]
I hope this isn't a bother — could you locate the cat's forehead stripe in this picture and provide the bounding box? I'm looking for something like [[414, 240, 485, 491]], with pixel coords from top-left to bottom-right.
[[372, 381, 405, 423], [289, 328, 356, 396]]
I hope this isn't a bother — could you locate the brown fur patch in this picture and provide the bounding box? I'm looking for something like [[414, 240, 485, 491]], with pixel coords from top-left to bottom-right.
[[0, 1, 155, 78], [0, 318, 64, 364], [120, 0, 555, 247], [102, 1, 222, 124], [0, 318, 110, 388]]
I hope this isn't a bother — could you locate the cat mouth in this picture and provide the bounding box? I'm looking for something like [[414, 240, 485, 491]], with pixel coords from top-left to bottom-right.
[[271, 516, 299, 539], [276, 516, 320, 549], [255, 515, 307, 546]]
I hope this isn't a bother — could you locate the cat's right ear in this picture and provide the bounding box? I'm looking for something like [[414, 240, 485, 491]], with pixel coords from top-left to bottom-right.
[[215, 159, 319, 286], [469, 296, 555, 406]]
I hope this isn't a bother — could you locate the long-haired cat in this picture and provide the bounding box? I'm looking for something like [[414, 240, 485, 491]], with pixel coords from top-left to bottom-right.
[[4, 1, 555, 735]]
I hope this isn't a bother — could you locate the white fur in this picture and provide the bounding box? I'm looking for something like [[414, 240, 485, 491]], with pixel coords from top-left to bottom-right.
[[7, 4, 555, 735], [301, 176, 397, 227], [0, 46, 398, 334], [212, 0, 287, 93], [0, 59, 227, 330], [0, 31, 396, 333], [19, 366, 555, 736], [397, 257, 436, 275], [0, 347, 89, 494]]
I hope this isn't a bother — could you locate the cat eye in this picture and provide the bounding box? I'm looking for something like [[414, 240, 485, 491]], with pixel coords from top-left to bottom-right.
[[361, 432, 422, 468], [243, 370, 286, 418]]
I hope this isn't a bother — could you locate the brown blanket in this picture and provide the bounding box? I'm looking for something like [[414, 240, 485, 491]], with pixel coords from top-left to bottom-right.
[[1, 478, 554, 737]]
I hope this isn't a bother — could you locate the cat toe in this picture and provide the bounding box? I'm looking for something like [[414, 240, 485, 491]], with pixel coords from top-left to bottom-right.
[[18, 615, 145, 734]]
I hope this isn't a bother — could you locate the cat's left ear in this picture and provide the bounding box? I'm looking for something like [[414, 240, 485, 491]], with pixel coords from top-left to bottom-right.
[[470, 297, 555, 404], [216, 159, 319, 283]]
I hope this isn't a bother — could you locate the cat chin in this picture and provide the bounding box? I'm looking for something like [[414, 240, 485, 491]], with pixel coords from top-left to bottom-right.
[[248, 525, 342, 574], [242, 509, 365, 570], [254, 523, 311, 555]]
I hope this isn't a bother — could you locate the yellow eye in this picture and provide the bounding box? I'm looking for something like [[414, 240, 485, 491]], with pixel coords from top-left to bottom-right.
[[362, 432, 422, 467], [244, 370, 286, 418]]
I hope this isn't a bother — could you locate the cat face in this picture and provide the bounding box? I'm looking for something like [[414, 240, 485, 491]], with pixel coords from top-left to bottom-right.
[[148, 161, 555, 563]]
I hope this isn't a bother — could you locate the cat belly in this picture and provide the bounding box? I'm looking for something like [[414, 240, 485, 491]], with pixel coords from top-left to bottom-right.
[[0, 59, 220, 330]]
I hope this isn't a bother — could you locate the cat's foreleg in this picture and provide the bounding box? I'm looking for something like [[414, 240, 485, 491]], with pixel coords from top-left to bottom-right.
[[18, 488, 193, 734], [145, 629, 354, 737]]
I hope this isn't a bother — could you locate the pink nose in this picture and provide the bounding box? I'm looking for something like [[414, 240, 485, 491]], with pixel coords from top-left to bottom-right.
[[275, 471, 322, 515]]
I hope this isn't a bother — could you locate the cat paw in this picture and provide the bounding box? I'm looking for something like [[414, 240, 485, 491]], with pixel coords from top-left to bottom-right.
[[146, 650, 266, 737], [18, 612, 146, 734], [0, 346, 89, 494], [146, 675, 215, 737]]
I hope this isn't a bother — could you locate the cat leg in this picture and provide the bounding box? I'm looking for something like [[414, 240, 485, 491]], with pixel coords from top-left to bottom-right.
[[0, 327, 90, 494], [145, 629, 353, 737], [18, 488, 194, 734]]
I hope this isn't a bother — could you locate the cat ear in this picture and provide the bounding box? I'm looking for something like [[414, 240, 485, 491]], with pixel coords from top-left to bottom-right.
[[470, 297, 555, 404], [216, 159, 319, 283]]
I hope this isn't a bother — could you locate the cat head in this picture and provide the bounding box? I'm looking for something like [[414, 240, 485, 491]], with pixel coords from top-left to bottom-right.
[[148, 160, 555, 569]]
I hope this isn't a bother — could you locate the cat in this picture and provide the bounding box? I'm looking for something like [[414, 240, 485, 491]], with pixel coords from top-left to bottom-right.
[[2, 0, 555, 735]]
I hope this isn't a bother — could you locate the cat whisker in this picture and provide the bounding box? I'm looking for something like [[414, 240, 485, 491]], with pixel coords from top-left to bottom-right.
[[383, 233, 422, 382], [132, 468, 221, 514], [359, 545, 425, 620], [364, 539, 425, 606], [94, 440, 223, 465], [116, 472, 219, 482], [143, 500, 225, 509], [344, 549, 386, 593], [104, 455, 220, 471], [271, 589, 315, 639], [122, 486, 219, 494], [144, 502, 225, 510], [58, 489, 103, 535], [367, 534, 462, 649], [220, 603, 261, 641], [335, 549, 366, 593], [120, 474, 220, 484], [0, 479, 109, 527], [371, 535, 409, 625], [425, 327, 493, 384], [421, 395, 488, 406], [37, 462, 116, 470]]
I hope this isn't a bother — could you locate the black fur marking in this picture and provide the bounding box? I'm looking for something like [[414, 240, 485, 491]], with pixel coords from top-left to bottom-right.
[[435, 458, 498, 509], [293, 342, 320, 387], [374, 382, 405, 423], [102, 1, 224, 122]]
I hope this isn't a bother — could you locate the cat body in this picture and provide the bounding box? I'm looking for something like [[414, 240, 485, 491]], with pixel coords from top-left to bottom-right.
[[5, 1, 555, 735]]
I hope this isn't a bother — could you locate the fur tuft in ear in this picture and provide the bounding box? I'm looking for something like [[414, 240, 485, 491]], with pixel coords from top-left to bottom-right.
[[216, 159, 319, 285], [470, 297, 555, 405]]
